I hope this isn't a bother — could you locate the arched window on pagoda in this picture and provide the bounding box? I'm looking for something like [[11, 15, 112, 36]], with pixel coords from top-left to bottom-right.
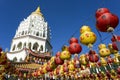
[[36, 32, 39, 36], [28, 43, 31, 50], [40, 31, 42, 37], [28, 31, 30, 34], [33, 42, 39, 51], [43, 31, 45, 37], [24, 42, 26, 48], [20, 58, 23, 62], [32, 24, 34, 27], [25, 31, 27, 35], [13, 57, 17, 62], [17, 42, 22, 50], [12, 44, 16, 51], [40, 45, 43, 51], [22, 31, 24, 35]]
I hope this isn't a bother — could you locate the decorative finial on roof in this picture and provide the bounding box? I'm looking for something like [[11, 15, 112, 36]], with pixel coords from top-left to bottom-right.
[[31, 6, 43, 16], [35, 6, 40, 13]]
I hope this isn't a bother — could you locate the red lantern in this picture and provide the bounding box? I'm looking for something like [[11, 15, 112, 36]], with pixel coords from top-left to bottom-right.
[[19, 72, 23, 77], [96, 13, 119, 32], [46, 62, 53, 72], [89, 74, 95, 79], [107, 56, 114, 64], [105, 70, 111, 79], [97, 61, 101, 67], [111, 35, 120, 51], [95, 8, 110, 18], [69, 37, 78, 44], [54, 56, 64, 65], [55, 51, 61, 57], [0, 47, 2, 52], [56, 67, 60, 75], [117, 75, 120, 78], [63, 62, 69, 72], [117, 67, 120, 74], [112, 42, 119, 51], [97, 73, 102, 79], [88, 50, 99, 62], [34, 72, 38, 77], [111, 35, 120, 42], [40, 69, 44, 74], [46, 66, 53, 72], [69, 43, 82, 54], [63, 65, 69, 72], [73, 54, 80, 68], [1, 60, 7, 65], [74, 54, 79, 62], [27, 73, 31, 78]]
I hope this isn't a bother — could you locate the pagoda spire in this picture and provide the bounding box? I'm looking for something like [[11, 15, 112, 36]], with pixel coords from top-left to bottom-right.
[[31, 6, 43, 16]]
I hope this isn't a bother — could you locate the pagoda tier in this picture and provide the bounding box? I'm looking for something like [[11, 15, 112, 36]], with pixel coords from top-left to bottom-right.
[[7, 48, 51, 63]]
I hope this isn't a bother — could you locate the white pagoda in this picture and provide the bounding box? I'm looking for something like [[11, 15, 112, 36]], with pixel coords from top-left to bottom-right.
[[7, 7, 52, 62]]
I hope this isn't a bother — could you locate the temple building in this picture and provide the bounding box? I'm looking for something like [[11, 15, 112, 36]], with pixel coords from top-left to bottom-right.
[[7, 6, 52, 62], [6, 7, 52, 78]]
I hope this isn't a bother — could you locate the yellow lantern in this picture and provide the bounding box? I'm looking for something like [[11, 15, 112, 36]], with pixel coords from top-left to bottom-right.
[[68, 61, 75, 72], [79, 54, 88, 65], [98, 44, 106, 50], [100, 57, 107, 66], [59, 65, 64, 75], [42, 66, 47, 74], [60, 46, 71, 60], [49, 56, 57, 69], [53, 69, 57, 76], [99, 44, 111, 57], [80, 31, 96, 46], [80, 25, 91, 34], [80, 25, 96, 48]]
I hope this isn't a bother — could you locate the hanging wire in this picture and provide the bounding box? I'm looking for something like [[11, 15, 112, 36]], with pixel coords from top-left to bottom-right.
[[90, 13, 104, 44], [91, 0, 108, 44], [96, 29, 103, 43]]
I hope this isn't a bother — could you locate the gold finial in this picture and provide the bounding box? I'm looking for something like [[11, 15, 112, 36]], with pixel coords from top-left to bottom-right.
[[35, 6, 40, 13], [31, 6, 43, 16]]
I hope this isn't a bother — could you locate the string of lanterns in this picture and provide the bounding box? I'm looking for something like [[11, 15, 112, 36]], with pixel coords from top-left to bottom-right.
[[30, 7, 120, 79]]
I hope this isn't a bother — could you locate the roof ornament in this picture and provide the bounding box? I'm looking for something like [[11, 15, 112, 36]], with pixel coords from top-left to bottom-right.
[[31, 6, 43, 16]]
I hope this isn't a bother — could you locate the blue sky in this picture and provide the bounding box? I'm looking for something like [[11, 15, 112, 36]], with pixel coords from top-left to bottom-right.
[[0, 0, 120, 55]]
